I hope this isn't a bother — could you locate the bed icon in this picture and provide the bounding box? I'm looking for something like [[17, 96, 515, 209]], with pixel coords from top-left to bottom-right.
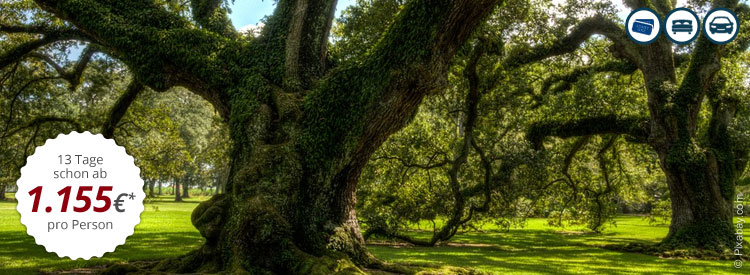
[[672, 20, 693, 34], [632, 19, 654, 35]]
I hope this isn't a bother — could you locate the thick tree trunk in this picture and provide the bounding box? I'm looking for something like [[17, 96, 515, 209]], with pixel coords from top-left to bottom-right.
[[158, 182, 162, 195], [657, 150, 736, 250], [157, 135, 369, 273], [640, 37, 743, 250], [0, 184, 5, 200], [654, 97, 746, 250]]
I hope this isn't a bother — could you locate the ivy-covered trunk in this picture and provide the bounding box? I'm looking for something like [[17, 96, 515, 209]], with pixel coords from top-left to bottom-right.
[[656, 141, 736, 249], [651, 97, 747, 250], [161, 79, 404, 272], [641, 33, 744, 250]]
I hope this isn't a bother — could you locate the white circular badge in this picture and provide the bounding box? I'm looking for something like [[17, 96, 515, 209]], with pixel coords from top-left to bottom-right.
[[626, 8, 662, 45], [664, 8, 700, 44], [16, 132, 145, 260], [703, 8, 739, 45]]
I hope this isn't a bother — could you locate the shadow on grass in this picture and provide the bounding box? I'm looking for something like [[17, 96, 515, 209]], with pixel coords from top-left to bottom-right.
[[0, 231, 202, 274], [368, 228, 735, 274]]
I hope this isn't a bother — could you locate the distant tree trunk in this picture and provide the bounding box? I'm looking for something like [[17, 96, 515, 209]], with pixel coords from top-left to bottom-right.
[[174, 180, 183, 202], [158, 181, 162, 195], [0, 183, 5, 200], [182, 179, 190, 198], [148, 180, 155, 197]]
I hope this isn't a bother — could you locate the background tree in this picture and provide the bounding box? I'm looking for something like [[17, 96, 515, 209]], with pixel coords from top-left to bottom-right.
[[526, 0, 750, 252], [355, 0, 666, 242]]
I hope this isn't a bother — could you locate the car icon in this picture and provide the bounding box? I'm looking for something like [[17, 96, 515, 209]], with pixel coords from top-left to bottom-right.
[[709, 16, 733, 34], [672, 20, 692, 34]]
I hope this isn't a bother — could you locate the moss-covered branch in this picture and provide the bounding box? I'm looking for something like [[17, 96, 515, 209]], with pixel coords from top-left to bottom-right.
[[300, 0, 501, 172], [259, 0, 338, 90], [503, 15, 638, 69], [669, 0, 738, 139], [191, 0, 237, 38], [32, 0, 243, 112], [297, 0, 501, 253], [1, 116, 82, 139], [101, 80, 143, 139], [27, 46, 97, 90], [528, 115, 649, 149], [0, 27, 90, 69], [539, 60, 638, 96]]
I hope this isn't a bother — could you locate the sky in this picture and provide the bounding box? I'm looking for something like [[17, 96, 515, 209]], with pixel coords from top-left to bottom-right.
[[228, 0, 357, 30]]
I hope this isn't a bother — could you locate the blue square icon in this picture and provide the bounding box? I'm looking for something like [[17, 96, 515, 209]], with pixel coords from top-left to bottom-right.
[[632, 19, 654, 35]]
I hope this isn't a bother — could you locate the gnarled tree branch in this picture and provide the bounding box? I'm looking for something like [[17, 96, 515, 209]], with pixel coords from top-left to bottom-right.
[[538, 60, 638, 97], [2, 116, 82, 139], [0, 27, 90, 70], [101, 80, 144, 139], [528, 115, 649, 149], [27, 46, 97, 90], [503, 14, 639, 70]]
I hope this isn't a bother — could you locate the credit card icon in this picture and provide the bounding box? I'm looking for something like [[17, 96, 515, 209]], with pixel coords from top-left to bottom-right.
[[632, 19, 654, 35]]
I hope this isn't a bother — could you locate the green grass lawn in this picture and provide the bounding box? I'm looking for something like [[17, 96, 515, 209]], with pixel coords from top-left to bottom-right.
[[369, 217, 744, 274], [0, 194, 206, 274], [0, 193, 746, 274]]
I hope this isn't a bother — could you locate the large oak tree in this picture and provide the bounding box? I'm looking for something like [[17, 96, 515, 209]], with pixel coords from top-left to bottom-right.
[[2, 0, 501, 273], [528, 0, 750, 252]]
